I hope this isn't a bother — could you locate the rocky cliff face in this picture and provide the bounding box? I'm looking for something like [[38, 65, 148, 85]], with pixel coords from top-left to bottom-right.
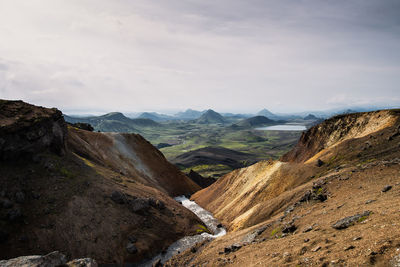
[[0, 100, 67, 160], [0, 100, 202, 265]]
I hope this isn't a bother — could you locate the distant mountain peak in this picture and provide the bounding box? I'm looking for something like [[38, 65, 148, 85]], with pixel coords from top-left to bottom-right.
[[175, 109, 204, 119], [304, 114, 318, 120], [257, 108, 275, 117], [101, 112, 129, 120], [196, 109, 225, 124]]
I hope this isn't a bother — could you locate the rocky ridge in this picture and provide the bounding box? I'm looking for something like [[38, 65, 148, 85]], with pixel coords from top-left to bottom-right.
[[0, 100, 202, 265]]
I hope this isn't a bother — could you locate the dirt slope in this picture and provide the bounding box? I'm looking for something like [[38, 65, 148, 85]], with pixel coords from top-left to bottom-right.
[[0, 100, 202, 264], [169, 109, 400, 266]]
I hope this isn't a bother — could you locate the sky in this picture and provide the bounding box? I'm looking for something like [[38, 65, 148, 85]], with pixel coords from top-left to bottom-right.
[[0, 0, 399, 114]]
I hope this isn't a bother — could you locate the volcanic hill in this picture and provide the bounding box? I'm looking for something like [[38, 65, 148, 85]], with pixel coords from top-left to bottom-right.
[[195, 109, 226, 124], [233, 115, 275, 128]]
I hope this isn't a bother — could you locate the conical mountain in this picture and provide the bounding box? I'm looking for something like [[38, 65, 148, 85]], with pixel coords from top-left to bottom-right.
[[257, 108, 275, 117], [196, 109, 225, 124]]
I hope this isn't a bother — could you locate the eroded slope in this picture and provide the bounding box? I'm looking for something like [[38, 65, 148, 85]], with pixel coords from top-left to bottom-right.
[[68, 128, 200, 196]]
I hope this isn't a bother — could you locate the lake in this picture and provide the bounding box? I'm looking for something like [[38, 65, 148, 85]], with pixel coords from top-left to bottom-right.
[[255, 124, 307, 131]]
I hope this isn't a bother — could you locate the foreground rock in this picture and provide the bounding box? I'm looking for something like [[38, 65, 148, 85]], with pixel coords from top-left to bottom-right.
[[0, 251, 97, 267]]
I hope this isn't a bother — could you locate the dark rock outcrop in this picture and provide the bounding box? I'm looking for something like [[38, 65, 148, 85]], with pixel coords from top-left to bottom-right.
[[223, 243, 242, 254], [0, 100, 67, 160], [332, 211, 371, 229]]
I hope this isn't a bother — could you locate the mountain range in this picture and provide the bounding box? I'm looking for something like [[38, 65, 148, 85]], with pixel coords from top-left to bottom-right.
[[64, 112, 160, 132]]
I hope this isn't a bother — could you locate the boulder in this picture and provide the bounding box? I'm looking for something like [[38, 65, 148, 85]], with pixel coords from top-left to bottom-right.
[[129, 198, 151, 213], [66, 258, 98, 267], [382, 185, 392, 192], [332, 211, 371, 229], [282, 224, 297, 234], [224, 243, 242, 254], [0, 252, 97, 267], [110, 191, 126, 204], [0, 251, 67, 267], [126, 243, 138, 254]]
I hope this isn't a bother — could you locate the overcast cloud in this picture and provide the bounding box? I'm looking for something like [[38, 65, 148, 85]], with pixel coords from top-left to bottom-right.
[[0, 0, 399, 114]]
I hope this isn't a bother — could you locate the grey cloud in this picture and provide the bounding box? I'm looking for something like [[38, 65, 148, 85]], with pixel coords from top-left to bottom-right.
[[0, 0, 399, 113]]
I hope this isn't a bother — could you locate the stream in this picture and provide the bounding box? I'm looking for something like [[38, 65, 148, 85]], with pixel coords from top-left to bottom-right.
[[140, 196, 226, 266]]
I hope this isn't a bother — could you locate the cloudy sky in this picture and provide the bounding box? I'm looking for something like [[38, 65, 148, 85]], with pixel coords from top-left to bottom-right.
[[0, 0, 399, 114]]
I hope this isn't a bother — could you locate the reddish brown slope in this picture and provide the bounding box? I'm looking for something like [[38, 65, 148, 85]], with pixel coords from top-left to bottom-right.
[[68, 128, 200, 196]]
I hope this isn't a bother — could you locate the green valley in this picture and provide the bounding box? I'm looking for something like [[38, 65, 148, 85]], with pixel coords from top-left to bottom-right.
[[64, 109, 316, 178]]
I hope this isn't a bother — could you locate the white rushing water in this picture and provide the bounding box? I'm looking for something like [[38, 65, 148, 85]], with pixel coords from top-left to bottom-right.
[[140, 196, 226, 266]]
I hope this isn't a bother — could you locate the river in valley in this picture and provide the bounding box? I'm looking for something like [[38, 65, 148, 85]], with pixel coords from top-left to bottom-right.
[[140, 196, 226, 266]]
